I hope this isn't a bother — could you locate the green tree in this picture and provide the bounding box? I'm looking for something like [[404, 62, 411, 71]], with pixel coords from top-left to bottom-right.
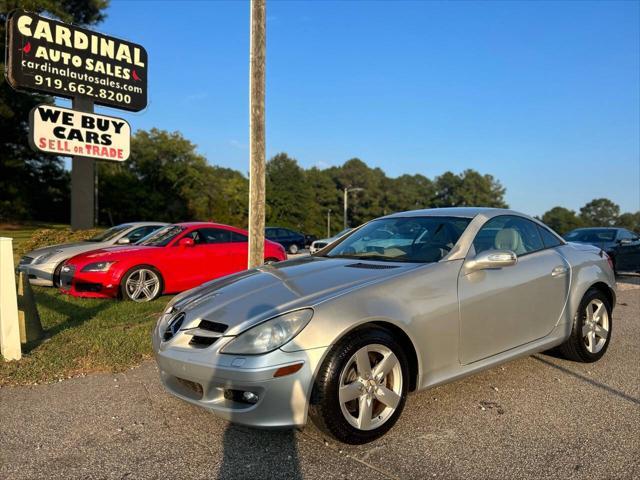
[[0, 0, 109, 221], [617, 211, 640, 233], [579, 198, 620, 227], [265, 153, 315, 231], [541, 206, 583, 235], [433, 169, 507, 208]]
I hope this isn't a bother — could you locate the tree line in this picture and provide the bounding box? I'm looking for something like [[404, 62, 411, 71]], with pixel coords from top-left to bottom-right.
[[1, 2, 637, 237]]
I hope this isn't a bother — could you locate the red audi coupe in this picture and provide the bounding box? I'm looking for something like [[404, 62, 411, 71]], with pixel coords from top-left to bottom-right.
[[59, 222, 287, 302]]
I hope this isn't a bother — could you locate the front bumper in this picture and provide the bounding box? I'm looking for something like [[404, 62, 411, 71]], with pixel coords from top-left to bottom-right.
[[59, 265, 120, 299], [153, 317, 326, 428], [16, 262, 56, 287]]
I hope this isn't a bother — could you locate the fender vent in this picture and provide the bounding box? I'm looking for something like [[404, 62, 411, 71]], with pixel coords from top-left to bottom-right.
[[345, 263, 399, 270]]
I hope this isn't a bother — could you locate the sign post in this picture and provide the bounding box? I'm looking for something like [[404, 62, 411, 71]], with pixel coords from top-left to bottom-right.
[[4, 9, 147, 229]]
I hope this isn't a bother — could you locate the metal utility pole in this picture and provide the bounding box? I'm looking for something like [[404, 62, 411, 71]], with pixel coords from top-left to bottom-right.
[[71, 96, 95, 230], [327, 209, 332, 238], [343, 186, 364, 229], [248, 0, 266, 268]]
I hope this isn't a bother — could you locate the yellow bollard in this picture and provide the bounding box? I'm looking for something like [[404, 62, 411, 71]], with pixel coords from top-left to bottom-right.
[[17, 271, 43, 343]]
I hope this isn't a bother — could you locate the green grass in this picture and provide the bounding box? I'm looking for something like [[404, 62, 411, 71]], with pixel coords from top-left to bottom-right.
[[0, 286, 171, 386]]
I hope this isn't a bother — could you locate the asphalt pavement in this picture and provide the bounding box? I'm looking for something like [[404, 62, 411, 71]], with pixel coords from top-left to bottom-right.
[[1, 277, 638, 480]]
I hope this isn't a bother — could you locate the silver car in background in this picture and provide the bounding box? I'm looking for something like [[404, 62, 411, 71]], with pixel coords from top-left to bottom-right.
[[18, 222, 166, 286], [153, 208, 615, 444], [309, 228, 353, 254]]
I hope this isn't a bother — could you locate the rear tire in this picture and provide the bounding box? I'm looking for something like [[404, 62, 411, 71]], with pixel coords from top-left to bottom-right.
[[558, 288, 612, 362], [309, 327, 409, 444]]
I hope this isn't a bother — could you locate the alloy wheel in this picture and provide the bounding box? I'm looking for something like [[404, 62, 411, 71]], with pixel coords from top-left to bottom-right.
[[582, 298, 609, 354], [125, 268, 160, 302], [338, 344, 403, 431]]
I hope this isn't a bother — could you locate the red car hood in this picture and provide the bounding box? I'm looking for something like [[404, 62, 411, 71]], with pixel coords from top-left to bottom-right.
[[66, 245, 160, 265]]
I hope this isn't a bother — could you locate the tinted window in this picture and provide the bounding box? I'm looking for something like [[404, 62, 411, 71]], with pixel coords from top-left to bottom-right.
[[87, 225, 129, 242], [324, 216, 471, 263], [565, 229, 616, 242], [265, 228, 277, 238], [474, 216, 543, 256], [277, 228, 290, 238], [198, 228, 233, 244], [618, 229, 637, 241], [537, 226, 563, 248], [231, 232, 248, 242], [126, 226, 159, 243]]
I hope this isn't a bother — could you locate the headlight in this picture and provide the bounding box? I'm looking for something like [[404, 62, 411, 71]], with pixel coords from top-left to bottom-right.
[[81, 261, 116, 272], [221, 309, 313, 355]]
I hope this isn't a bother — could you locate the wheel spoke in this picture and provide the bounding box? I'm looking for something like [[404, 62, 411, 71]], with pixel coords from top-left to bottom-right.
[[339, 382, 362, 403], [594, 324, 608, 339], [139, 270, 146, 283], [372, 352, 399, 380], [587, 331, 595, 351], [375, 385, 401, 409], [593, 302, 604, 321], [585, 305, 593, 322], [141, 285, 152, 299], [357, 395, 373, 430], [355, 348, 372, 378], [582, 324, 591, 337]]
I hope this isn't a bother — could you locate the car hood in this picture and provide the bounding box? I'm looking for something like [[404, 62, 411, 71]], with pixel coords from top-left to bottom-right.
[[68, 245, 159, 263], [26, 241, 108, 261], [170, 256, 419, 336]]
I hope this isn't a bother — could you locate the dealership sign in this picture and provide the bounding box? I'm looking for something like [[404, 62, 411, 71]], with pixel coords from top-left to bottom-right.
[[5, 9, 147, 112], [29, 105, 130, 161]]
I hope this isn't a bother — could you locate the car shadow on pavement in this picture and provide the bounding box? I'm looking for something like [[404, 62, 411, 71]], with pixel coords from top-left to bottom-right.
[[532, 354, 640, 406]]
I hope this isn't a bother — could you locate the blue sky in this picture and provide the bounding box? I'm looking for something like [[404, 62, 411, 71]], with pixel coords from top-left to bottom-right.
[[66, 0, 639, 216]]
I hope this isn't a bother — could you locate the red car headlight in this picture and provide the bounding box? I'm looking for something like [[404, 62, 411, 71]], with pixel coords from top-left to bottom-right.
[[81, 261, 116, 272]]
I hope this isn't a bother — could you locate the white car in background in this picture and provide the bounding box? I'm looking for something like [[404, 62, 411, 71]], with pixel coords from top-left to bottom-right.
[[310, 228, 353, 254], [17, 222, 166, 287]]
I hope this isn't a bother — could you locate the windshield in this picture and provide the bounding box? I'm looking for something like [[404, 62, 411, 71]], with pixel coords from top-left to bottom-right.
[[565, 229, 616, 242], [138, 225, 186, 247], [87, 225, 129, 242], [332, 228, 352, 239], [322, 216, 471, 263]]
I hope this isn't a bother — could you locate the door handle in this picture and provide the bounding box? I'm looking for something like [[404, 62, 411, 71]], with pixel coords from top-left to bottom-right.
[[551, 266, 568, 277]]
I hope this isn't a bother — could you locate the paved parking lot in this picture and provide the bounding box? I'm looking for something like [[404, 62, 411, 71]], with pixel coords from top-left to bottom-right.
[[1, 278, 638, 480]]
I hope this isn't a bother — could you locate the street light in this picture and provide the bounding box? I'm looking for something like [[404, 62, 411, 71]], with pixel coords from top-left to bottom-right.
[[343, 186, 364, 229], [327, 209, 332, 238]]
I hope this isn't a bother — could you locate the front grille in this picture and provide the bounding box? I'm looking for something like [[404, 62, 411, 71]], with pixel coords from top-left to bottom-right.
[[163, 313, 185, 341], [59, 265, 76, 289], [174, 377, 203, 399], [345, 262, 399, 270], [198, 319, 228, 333], [75, 282, 102, 293]]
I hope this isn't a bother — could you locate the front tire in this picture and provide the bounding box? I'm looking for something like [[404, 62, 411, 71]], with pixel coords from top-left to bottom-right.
[[558, 288, 612, 362], [310, 327, 409, 444], [288, 243, 299, 255], [120, 266, 163, 302]]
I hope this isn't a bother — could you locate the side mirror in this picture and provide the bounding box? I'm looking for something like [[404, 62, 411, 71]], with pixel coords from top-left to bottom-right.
[[619, 238, 632, 245], [178, 237, 195, 248], [465, 249, 517, 273], [117, 237, 130, 245]]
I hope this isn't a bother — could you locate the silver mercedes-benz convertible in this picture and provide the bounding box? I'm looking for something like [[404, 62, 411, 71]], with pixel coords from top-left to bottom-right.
[[153, 207, 616, 444]]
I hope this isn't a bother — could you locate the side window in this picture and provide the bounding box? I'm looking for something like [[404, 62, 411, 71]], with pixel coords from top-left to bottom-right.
[[125, 226, 155, 243], [265, 228, 277, 239], [473, 216, 543, 256], [277, 228, 290, 238], [231, 232, 248, 242], [618, 230, 636, 241], [537, 225, 563, 248], [184, 230, 206, 245], [199, 228, 232, 244]]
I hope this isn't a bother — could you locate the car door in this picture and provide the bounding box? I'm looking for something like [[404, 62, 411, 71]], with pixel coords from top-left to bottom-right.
[[614, 229, 640, 271], [197, 228, 241, 280], [458, 215, 571, 364], [164, 229, 209, 291]]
